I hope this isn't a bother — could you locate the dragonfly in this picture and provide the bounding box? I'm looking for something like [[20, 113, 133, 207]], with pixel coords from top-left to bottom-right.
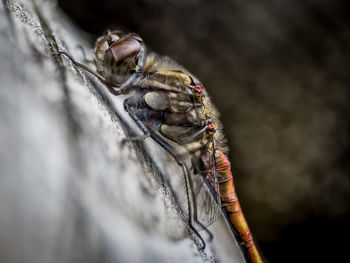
[[60, 30, 263, 263]]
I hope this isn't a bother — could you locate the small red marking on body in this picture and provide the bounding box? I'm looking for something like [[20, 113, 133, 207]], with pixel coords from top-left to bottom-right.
[[206, 120, 216, 135], [190, 82, 204, 96]]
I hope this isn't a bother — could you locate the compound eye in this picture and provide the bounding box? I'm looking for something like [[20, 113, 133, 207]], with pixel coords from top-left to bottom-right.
[[109, 37, 141, 62]]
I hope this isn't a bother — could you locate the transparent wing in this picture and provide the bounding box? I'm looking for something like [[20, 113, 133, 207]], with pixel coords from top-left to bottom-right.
[[168, 141, 221, 231], [161, 145, 222, 231], [190, 142, 222, 229]]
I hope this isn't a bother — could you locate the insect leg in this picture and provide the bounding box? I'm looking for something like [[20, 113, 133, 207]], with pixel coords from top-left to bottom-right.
[[122, 99, 206, 248], [58, 51, 123, 96], [140, 79, 199, 97], [122, 99, 151, 144], [147, 131, 206, 250]]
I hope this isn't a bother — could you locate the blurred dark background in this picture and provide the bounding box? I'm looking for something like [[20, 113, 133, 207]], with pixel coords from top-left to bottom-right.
[[57, 0, 350, 262]]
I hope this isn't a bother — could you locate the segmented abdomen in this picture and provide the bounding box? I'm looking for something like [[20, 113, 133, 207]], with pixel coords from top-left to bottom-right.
[[214, 150, 263, 263]]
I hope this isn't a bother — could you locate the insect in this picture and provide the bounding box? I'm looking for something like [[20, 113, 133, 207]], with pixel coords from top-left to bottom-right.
[[60, 30, 263, 263]]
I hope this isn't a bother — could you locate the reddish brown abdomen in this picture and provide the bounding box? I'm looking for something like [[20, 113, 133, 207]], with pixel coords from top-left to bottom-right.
[[215, 150, 263, 263]]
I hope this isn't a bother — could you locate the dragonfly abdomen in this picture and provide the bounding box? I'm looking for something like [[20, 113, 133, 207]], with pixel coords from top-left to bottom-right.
[[215, 150, 263, 263]]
